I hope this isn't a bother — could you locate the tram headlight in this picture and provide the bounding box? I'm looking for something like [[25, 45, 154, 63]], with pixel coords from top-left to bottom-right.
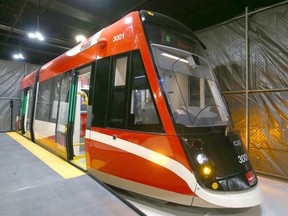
[[202, 165, 212, 176], [180, 137, 214, 179], [196, 153, 214, 178], [196, 153, 209, 165]]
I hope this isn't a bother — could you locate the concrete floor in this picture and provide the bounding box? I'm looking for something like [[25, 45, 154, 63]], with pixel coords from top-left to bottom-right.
[[0, 133, 141, 216], [122, 176, 288, 216], [2, 132, 287, 216]]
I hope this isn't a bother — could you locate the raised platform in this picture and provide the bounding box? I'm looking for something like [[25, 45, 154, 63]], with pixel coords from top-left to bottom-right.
[[0, 132, 142, 216]]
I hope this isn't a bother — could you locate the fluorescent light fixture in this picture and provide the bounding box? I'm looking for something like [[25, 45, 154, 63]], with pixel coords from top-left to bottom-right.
[[18, 53, 24, 59], [28, 31, 45, 41], [75, 35, 86, 43], [13, 53, 25, 60], [28, 32, 36, 39], [35, 31, 44, 41], [161, 53, 188, 63]]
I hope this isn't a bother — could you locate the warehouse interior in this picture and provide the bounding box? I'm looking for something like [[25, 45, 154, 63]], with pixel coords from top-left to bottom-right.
[[0, 0, 287, 215]]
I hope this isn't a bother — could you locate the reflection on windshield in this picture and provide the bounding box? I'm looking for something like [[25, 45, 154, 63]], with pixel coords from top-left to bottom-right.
[[152, 44, 229, 127]]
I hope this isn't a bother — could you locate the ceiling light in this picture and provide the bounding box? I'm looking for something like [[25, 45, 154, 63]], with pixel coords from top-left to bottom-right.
[[35, 31, 44, 41], [75, 35, 86, 43], [28, 32, 36, 39], [28, 31, 44, 41], [13, 53, 25, 60], [28, 0, 45, 41]]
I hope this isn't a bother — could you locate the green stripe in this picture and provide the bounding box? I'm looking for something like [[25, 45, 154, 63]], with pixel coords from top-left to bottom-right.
[[68, 84, 76, 123], [21, 94, 27, 116]]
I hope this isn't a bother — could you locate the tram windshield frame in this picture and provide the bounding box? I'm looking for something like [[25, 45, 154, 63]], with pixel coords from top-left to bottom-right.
[[143, 23, 230, 129]]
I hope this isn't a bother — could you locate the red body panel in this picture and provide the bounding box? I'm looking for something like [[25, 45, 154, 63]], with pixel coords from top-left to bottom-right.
[[86, 127, 194, 195], [20, 71, 36, 89], [18, 10, 263, 208], [132, 13, 177, 136], [20, 12, 140, 89], [80, 113, 87, 137], [20, 11, 194, 200]]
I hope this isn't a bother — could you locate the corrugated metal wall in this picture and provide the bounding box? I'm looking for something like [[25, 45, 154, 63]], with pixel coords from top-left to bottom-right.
[[0, 59, 38, 132], [197, 3, 288, 179]]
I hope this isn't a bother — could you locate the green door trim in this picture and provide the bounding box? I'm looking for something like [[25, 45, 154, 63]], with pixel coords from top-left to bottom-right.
[[66, 69, 78, 160]]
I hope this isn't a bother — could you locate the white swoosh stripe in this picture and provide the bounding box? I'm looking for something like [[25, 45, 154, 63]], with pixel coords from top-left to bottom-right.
[[86, 130, 197, 192], [86, 130, 263, 207]]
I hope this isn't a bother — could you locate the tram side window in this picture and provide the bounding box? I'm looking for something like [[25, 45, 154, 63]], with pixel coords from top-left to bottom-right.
[[56, 72, 72, 134], [50, 77, 61, 123], [114, 57, 127, 86], [92, 51, 163, 132], [36, 77, 61, 123], [23, 88, 33, 133], [35, 79, 52, 121], [128, 51, 163, 132], [109, 56, 128, 128], [92, 57, 111, 127]]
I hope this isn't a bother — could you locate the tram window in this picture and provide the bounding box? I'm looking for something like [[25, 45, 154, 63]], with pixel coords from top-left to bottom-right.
[[24, 88, 33, 133], [57, 72, 72, 128], [92, 51, 163, 132], [50, 77, 61, 123], [35, 79, 52, 121], [109, 55, 128, 128], [128, 51, 163, 132], [92, 57, 111, 127], [114, 57, 127, 86]]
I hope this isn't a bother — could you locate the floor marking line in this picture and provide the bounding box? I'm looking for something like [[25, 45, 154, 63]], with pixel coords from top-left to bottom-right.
[[7, 132, 85, 179]]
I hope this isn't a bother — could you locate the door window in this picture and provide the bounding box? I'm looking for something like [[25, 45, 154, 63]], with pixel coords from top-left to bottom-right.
[[56, 72, 72, 145], [128, 51, 163, 132], [109, 55, 128, 128]]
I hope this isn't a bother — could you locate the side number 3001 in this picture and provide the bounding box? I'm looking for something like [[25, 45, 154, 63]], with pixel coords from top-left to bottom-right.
[[238, 153, 248, 164], [113, 33, 125, 42]]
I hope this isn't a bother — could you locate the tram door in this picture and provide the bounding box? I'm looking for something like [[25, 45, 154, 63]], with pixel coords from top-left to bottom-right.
[[69, 65, 91, 170], [21, 89, 33, 139], [54, 72, 72, 159]]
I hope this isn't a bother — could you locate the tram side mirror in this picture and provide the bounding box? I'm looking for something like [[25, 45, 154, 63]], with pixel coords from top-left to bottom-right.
[[186, 55, 199, 68], [98, 38, 107, 48]]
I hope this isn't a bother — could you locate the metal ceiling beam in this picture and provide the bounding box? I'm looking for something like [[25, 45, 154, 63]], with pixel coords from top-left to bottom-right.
[[0, 24, 72, 48], [27, 0, 99, 23], [0, 42, 60, 56], [0, 32, 70, 51], [0, 3, 91, 36], [39, 0, 54, 16], [89, 0, 149, 33], [5, 0, 29, 42]]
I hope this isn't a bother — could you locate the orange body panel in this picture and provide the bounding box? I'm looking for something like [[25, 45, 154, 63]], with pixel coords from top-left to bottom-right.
[[21, 12, 140, 88], [19, 11, 264, 208], [86, 127, 194, 195], [80, 113, 87, 137], [132, 13, 177, 136], [20, 71, 36, 89], [20, 10, 194, 201]]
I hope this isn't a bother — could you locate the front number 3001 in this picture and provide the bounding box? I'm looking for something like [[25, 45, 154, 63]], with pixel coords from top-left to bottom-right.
[[238, 154, 248, 164]]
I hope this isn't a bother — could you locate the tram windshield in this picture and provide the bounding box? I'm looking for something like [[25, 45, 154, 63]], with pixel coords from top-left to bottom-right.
[[145, 25, 229, 127]]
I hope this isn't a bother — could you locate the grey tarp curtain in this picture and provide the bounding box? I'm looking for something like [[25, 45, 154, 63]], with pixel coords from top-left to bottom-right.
[[197, 3, 288, 179], [0, 60, 38, 131]]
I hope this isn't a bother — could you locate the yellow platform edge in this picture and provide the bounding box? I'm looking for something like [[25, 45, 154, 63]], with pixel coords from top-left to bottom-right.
[[7, 132, 85, 179]]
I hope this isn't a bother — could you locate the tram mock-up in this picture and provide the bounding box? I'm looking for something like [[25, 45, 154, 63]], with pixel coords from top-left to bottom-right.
[[18, 10, 263, 208]]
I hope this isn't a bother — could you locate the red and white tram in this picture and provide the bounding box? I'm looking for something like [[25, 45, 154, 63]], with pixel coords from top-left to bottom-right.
[[18, 10, 263, 208]]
